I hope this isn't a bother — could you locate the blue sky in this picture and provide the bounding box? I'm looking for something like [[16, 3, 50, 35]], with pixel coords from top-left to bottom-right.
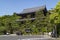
[[0, 0, 59, 16]]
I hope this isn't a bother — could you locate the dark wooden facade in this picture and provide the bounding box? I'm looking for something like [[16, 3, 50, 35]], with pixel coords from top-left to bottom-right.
[[16, 5, 47, 22]]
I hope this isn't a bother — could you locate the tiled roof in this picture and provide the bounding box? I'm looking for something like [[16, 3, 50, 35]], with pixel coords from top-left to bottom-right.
[[17, 5, 46, 14]]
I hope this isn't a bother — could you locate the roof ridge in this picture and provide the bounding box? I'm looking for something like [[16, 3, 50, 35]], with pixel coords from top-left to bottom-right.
[[23, 5, 46, 10]]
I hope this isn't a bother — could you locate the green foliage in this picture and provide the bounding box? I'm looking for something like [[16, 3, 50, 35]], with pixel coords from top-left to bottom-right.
[[49, 1, 60, 35], [1, 1, 60, 35], [0, 10, 52, 35], [0, 13, 20, 34]]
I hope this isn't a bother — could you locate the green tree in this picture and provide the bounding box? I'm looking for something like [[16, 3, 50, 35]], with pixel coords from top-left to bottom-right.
[[0, 13, 20, 34], [49, 1, 60, 36]]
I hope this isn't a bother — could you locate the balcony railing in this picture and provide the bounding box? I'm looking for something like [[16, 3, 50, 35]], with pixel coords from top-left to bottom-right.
[[16, 18, 35, 21]]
